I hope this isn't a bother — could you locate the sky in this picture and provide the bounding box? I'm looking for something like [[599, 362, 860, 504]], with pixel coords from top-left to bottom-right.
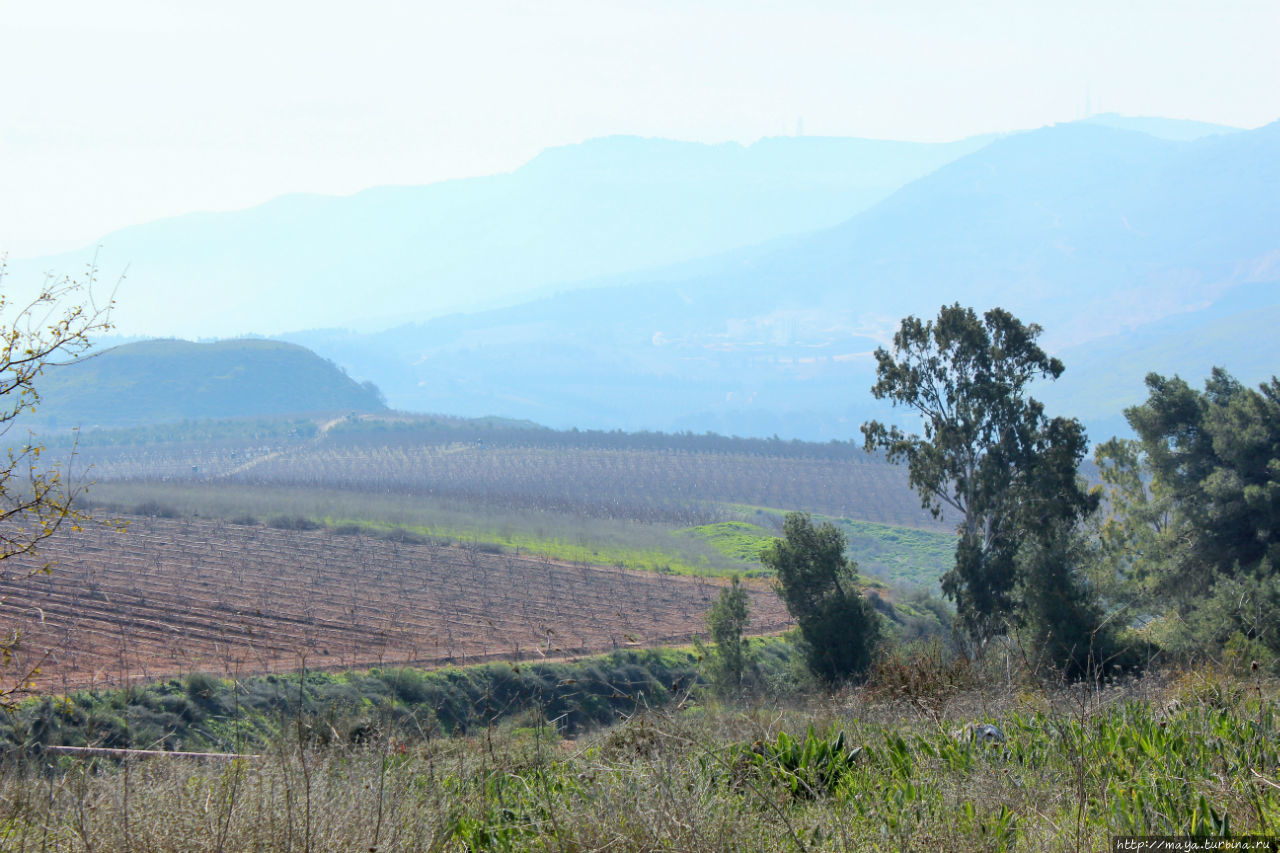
[[3, 0, 1279, 259]]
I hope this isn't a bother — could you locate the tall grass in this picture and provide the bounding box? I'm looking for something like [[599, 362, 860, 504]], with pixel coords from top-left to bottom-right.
[[3, 660, 1278, 851]]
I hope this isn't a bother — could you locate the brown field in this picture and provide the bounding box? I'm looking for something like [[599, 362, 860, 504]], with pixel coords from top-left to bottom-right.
[[0, 516, 790, 693]]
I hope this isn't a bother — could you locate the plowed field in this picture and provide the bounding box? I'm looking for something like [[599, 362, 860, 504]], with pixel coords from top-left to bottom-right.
[[0, 516, 790, 692]]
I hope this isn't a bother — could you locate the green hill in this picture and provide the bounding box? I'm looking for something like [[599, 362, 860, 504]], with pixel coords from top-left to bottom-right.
[[30, 338, 386, 429]]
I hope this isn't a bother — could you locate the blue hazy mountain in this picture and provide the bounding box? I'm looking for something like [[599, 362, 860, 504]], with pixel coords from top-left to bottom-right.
[[7, 134, 994, 338], [281, 119, 1278, 442], [1042, 282, 1280, 439]]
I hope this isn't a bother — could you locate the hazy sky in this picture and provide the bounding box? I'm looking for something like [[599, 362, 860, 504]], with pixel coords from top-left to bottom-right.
[[3, 0, 1278, 258]]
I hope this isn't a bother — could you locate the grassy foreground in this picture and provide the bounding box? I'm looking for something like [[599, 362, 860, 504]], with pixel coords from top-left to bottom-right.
[[1, 652, 1278, 851]]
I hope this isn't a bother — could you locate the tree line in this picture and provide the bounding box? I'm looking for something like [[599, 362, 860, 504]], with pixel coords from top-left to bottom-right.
[[710, 303, 1280, 686]]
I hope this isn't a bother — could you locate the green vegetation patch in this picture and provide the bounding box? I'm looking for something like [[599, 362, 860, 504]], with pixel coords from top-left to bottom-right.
[[324, 517, 721, 576], [83, 482, 747, 575], [836, 518, 956, 590], [677, 521, 775, 562], [717, 505, 955, 589], [701, 687, 1277, 846], [11, 664, 1280, 851]]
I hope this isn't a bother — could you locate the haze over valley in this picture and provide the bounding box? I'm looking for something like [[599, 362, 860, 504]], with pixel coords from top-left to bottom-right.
[[6, 6, 1280, 847], [17, 113, 1278, 443]]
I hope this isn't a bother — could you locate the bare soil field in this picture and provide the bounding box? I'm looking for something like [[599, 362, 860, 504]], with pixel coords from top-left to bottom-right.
[[0, 516, 790, 692]]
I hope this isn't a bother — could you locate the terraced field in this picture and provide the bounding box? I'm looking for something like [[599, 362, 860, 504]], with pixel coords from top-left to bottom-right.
[[0, 516, 790, 692]]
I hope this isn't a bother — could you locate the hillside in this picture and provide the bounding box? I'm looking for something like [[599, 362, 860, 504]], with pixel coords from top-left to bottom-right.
[[0, 513, 791, 690], [6, 134, 994, 338], [59, 413, 956, 587], [30, 339, 386, 430], [1043, 282, 1280, 439], [285, 119, 1279, 440]]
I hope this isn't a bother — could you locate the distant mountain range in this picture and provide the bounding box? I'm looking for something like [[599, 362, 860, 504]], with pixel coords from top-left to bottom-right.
[[29, 339, 386, 430], [10, 114, 1277, 443], [9, 133, 995, 337], [281, 117, 1280, 441], [1077, 113, 1240, 141]]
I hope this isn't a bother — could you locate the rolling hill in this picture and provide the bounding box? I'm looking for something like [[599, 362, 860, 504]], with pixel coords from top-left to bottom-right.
[[28, 339, 387, 430]]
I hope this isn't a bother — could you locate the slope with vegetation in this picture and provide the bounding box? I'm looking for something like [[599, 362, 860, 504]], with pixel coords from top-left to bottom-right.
[[57, 413, 957, 585], [30, 338, 386, 430], [0, 514, 791, 692], [2, 650, 1277, 851]]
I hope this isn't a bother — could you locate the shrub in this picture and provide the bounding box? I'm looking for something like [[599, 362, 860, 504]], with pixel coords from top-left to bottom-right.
[[266, 515, 322, 531], [865, 640, 979, 708], [329, 522, 363, 536], [762, 513, 882, 682], [133, 500, 178, 518], [184, 672, 226, 712]]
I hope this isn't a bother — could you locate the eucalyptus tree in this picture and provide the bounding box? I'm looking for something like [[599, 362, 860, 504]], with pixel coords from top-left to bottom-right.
[[861, 304, 1097, 647]]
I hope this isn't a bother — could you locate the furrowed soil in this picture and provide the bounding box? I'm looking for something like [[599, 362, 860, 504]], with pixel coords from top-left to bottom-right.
[[0, 516, 790, 692]]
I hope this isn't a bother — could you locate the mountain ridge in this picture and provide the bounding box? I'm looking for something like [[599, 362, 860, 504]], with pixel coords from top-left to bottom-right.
[[6, 133, 997, 337], [274, 119, 1280, 441], [10, 115, 1273, 442]]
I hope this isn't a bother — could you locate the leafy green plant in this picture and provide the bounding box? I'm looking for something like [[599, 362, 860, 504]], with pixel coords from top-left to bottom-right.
[[729, 726, 862, 799]]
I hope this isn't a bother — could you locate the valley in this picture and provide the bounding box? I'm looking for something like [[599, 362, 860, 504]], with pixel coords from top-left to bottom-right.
[[3, 37, 1278, 843]]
